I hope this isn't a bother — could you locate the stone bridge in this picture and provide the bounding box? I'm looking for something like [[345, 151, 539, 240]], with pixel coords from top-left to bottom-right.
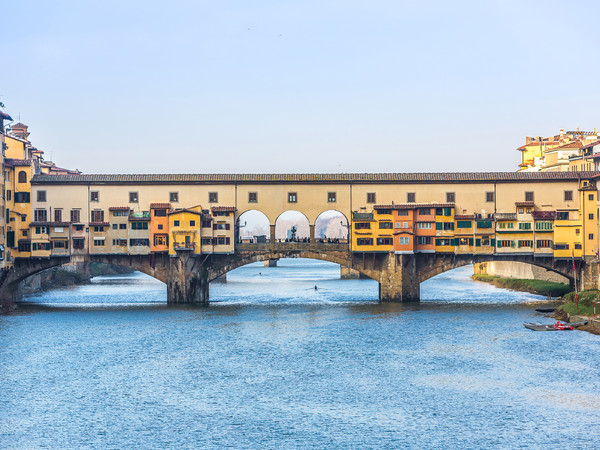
[[1, 242, 596, 310]]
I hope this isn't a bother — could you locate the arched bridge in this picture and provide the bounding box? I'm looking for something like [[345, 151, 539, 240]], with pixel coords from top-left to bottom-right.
[[1, 242, 595, 309]]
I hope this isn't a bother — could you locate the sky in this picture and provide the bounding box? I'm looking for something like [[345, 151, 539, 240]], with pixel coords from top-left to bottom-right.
[[2, 0, 599, 174]]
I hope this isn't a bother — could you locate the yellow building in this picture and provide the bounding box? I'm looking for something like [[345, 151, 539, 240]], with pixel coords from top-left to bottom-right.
[[351, 206, 394, 252], [168, 207, 203, 255], [434, 205, 455, 253]]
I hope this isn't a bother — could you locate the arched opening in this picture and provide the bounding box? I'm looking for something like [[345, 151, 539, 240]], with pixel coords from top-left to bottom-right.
[[314, 210, 349, 243], [237, 210, 270, 243], [420, 264, 571, 304], [275, 211, 309, 242], [210, 257, 379, 303], [18, 170, 27, 184]]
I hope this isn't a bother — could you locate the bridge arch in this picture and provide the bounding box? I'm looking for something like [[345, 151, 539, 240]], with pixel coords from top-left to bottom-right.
[[314, 209, 349, 240], [236, 209, 270, 242], [274, 210, 310, 241]]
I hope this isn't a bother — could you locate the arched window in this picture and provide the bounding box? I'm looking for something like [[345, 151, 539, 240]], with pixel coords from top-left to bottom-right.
[[18, 171, 27, 184]]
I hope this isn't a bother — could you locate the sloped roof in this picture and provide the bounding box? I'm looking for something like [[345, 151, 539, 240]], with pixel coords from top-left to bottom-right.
[[30, 172, 600, 185]]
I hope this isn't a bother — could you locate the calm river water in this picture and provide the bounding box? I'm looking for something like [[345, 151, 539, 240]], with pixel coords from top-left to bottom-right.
[[1, 260, 599, 448]]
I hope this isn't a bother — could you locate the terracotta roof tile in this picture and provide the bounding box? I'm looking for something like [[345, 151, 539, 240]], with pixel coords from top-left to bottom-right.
[[30, 172, 600, 185], [150, 203, 171, 209], [211, 206, 236, 212], [374, 203, 455, 210], [6, 159, 32, 166], [109, 206, 130, 211], [515, 201, 535, 207]]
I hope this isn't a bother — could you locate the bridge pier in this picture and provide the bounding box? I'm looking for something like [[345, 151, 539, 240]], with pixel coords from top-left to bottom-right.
[[167, 253, 209, 304], [378, 253, 420, 303]]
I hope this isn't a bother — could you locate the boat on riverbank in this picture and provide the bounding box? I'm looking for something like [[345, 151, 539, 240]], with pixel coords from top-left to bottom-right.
[[524, 322, 573, 331]]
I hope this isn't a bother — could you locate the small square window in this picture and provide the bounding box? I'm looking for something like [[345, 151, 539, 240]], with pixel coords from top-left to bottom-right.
[[525, 191, 534, 202], [90, 191, 99, 202], [589, 213, 594, 220], [37, 190, 46, 202], [209, 192, 218, 203], [589, 233, 594, 240], [129, 192, 139, 203], [288, 192, 297, 203], [407, 192, 415, 203], [249, 192, 258, 203], [367, 193, 376, 203], [190, 220, 196, 227], [112, 224, 118, 230], [170, 192, 179, 203], [158, 224, 163, 230], [486, 192, 494, 202], [564, 190, 573, 201], [446, 192, 455, 203], [328, 192, 336, 203], [174, 220, 180, 227]]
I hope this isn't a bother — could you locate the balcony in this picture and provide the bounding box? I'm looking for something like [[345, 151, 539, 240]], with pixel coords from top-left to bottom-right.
[[352, 212, 373, 221], [174, 242, 195, 251], [494, 213, 516, 220], [532, 210, 557, 220]]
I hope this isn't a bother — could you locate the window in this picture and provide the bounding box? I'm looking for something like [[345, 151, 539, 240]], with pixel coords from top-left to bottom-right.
[[37, 190, 46, 202], [525, 191, 534, 202], [190, 220, 196, 227], [557, 211, 569, 220], [535, 222, 552, 230], [6, 190, 11, 201], [377, 209, 392, 215], [417, 236, 432, 245], [18, 241, 31, 252], [446, 192, 455, 203], [119, 223, 127, 230], [75, 225, 84, 231], [170, 192, 179, 203], [589, 213, 594, 220], [356, 238, 373, 246], [70, 209, 81, 223], [418, 208, 431, 215], [564, 191, 573, 201], [377, 237, 393, 246], [129, 192, 139, 203], [213, 223, 230, 230], [407, 192, 416, 203], [444, 207, 452, 216], [202, 220, 211, 228], [436, 222, 454, 230], [518, 240, 533, 248], [129, 239, 150, 246], [379, 222, 393, 229], [288, 192, 297, 203], [14, 192, 30, 203], [486, 192, 494, 202], [417, 222, 433, 229], [201, 238, 213, 245], [215, 237, 230, 245], [54, 209, 62, 222], [575, 229, 580, 235], [518, 208, 524, 214], [93, 226, 105, 232], [209, 192, 218, 203], [35, 226, 48, 234], [22, 230, 28, 237], [154, 209, 167, 217], [93, 238, 105, 246], [518, 222, 531, 230], [554, 243, 569, 250], [112, 210, 129, 217], [154, 235, 168, 246], [249, 192, 258, 203], [435, 238, 452, 246], [34, 209, 47, 222], [73, 238, 85, 249], [90, 191, 99, 202], [526, 208, 532, 214], [91, 210, 104, 222], [458, 238, 470, 245], [354, 222, 370, 230], [158, 224, 163, 230], [456, 220, 472, 228], [53, 241, 67, 249], [131, 221, 149, 230], [397, 236, 409, 245], [536, 240, 552, 248], [112, 224, 118, 230], [477, 221, 492, 229], [326, 192, 337, 203], [367, 193, 376, 203], [497, 240, 513, 248], [589, 194, 594, 201], [397, 210, 409, 216], [575, 243, 582, 249], [590, 234, 594, 240], [174, 220, 180, 227], [18, 171, 27, 183]]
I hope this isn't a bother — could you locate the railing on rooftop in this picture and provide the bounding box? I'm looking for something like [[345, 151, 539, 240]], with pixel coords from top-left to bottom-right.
[[353, 212, 373, 220], [494, 213, 516, 220]]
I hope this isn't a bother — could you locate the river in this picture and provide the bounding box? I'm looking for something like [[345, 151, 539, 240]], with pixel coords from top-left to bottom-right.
[[1, 260, 599, 448]]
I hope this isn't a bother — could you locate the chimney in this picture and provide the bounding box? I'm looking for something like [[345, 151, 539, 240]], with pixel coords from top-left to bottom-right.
[[11, 122, 30, 141]]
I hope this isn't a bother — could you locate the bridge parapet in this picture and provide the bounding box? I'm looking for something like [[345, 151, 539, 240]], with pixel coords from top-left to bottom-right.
[[236, 242, 350, 252]]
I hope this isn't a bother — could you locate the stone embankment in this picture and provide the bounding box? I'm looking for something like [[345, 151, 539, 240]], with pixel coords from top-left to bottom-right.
[[471, 274, 571, 297], [554, 291, 600, 335]]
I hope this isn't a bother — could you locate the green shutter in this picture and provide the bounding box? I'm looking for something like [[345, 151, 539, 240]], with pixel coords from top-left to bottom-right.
[[497, 240, 501, 248], [475, 238, 481, 247], [510, 240, 515, 247], [469, 238, 474, 246], [436, 222, 443, 230], [491, 238, 495, 246], [444, 208, 451, 216]]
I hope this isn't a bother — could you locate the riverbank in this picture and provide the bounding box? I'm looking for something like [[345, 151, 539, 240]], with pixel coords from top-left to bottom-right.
[[554, 291, 600, 335], [471, 274, 572, 297]]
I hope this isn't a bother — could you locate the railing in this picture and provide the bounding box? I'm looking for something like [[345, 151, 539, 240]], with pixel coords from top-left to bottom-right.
[[494, 213, 516, 220], [174, 243, 195, 251], [237, 242, 349, 252]]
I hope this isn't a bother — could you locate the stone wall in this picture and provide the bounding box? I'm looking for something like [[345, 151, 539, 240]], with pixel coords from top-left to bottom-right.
[[474, 261, 569, 284]]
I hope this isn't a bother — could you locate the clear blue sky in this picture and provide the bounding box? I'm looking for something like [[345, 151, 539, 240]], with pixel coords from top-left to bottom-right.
[[2, 0, 599, 174]]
